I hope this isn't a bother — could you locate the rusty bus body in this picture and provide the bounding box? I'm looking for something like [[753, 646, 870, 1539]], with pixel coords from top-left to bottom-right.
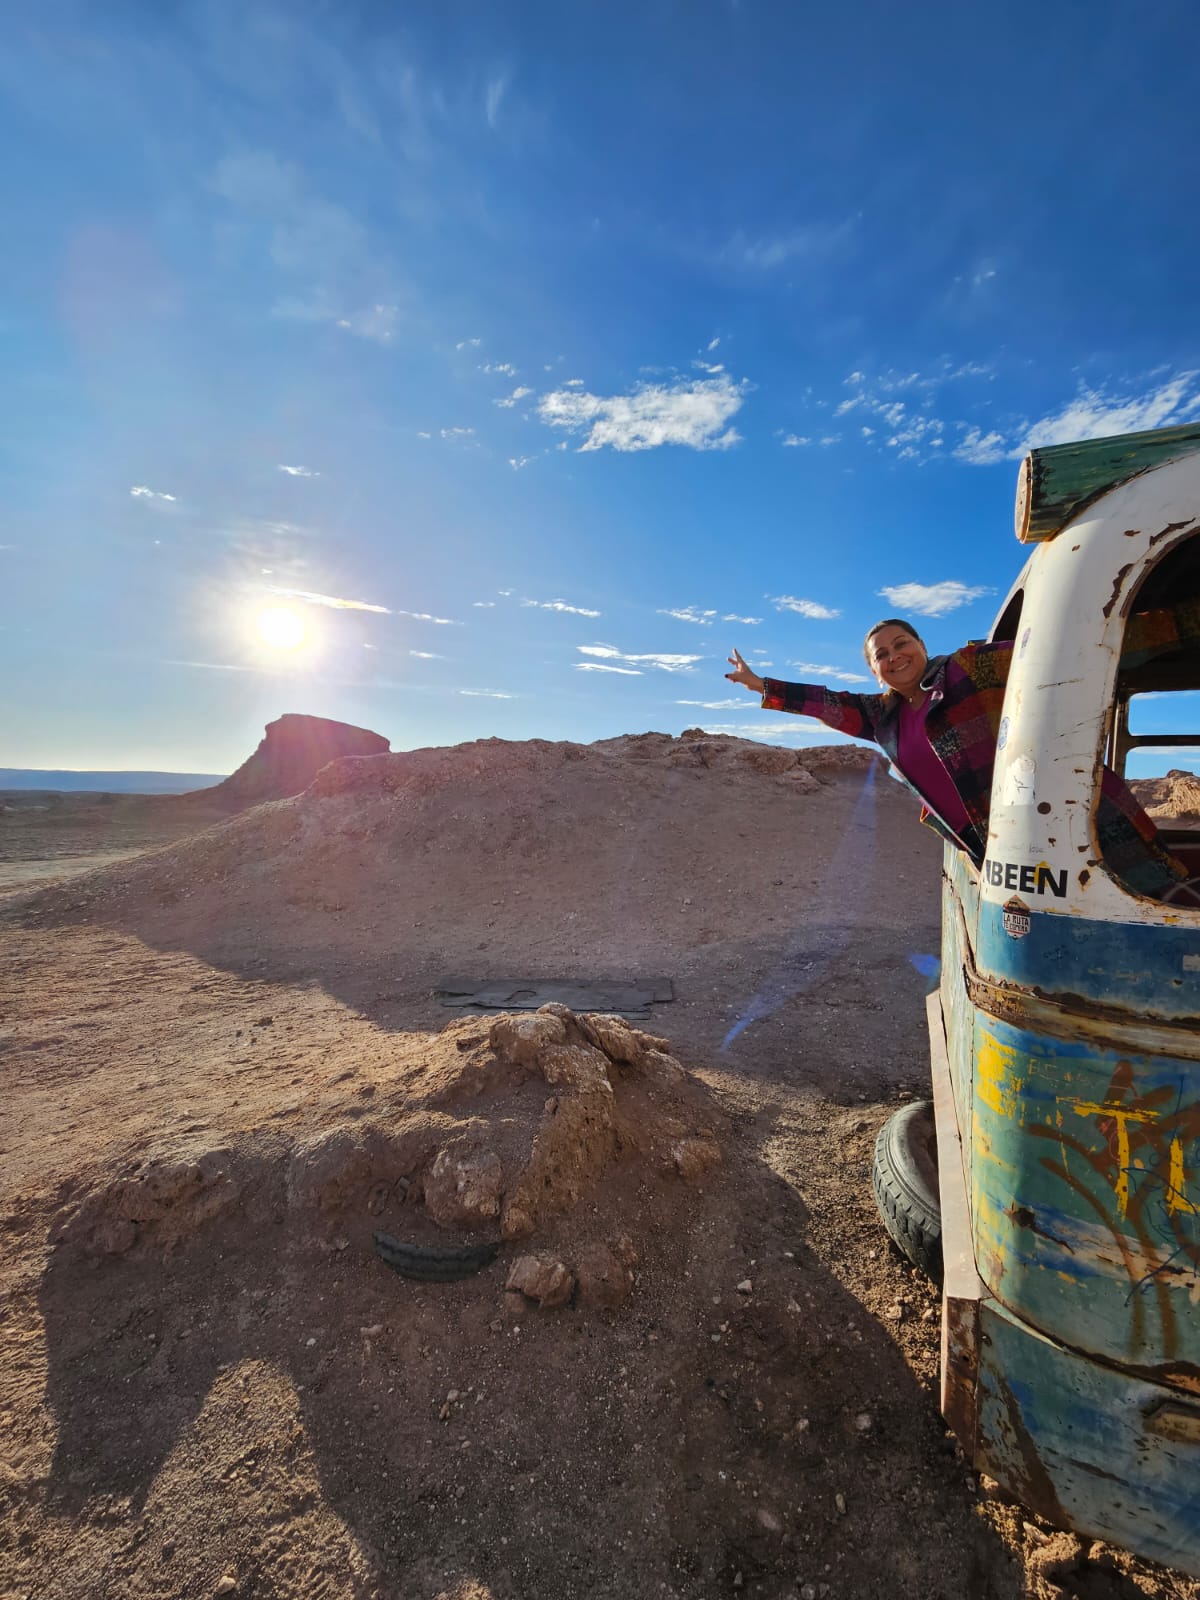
[[933, 427, 1200, 1572]]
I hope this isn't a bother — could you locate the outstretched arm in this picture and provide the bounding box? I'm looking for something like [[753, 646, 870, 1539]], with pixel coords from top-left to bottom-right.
[[725, 646, 886, 741]]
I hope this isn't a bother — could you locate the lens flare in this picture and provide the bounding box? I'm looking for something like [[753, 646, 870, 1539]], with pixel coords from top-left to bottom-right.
[[723, 760, 880, 1051]]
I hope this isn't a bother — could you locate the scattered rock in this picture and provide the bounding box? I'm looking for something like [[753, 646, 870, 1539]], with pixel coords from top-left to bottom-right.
[[506, 1254, 575, 1309], [424, 1146, 503, 1229], [575, 1242, 634, 1311], [215, 1578, 237, 1596], [736, 1279, 753, 1295], [670, 1136, 721, 1182]]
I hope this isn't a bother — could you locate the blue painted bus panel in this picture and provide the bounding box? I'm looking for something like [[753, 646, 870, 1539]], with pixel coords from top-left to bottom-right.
[[970, 1011, 1200, 1373], [975, 905, 1200, 1021], [977, 1297, 1200, 1577]]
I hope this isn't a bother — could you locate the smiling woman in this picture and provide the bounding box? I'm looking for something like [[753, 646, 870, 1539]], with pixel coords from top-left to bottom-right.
[[255, 606, 308, 651]]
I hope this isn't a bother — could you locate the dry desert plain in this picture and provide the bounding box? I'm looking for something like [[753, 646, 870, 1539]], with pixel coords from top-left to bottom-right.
[[2, 722, 1198, 1600]]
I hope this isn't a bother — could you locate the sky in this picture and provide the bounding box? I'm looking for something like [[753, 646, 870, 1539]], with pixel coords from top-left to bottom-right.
[[4, 0, 1200, 774]]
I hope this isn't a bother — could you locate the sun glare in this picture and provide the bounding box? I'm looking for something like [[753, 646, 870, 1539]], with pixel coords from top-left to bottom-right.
[[255, 605, 307, 651]]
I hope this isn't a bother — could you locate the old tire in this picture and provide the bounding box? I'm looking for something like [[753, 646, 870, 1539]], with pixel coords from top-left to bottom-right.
[[872, 1101, 943, 1284]]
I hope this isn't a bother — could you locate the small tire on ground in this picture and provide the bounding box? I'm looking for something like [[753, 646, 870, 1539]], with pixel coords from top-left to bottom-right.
[[872, 1100, 943, 1284]]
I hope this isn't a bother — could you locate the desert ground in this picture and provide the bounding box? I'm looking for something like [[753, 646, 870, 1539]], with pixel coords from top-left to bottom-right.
[[2, 725, 1197, 1600]]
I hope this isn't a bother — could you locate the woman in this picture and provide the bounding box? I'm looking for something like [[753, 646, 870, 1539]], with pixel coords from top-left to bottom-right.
[[725, 618, 1185, 899]]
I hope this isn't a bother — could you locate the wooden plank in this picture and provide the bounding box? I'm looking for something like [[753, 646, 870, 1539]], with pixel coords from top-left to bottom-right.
[[1015, 421, 1200, 543], [928, 988, 985, 1456]]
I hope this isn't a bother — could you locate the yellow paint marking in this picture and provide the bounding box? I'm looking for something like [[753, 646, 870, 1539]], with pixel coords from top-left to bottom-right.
[[1069, 1100, 1156, 1217], [976, 1030, 1026, 1119], [1169, 1139, 1197, 1217]]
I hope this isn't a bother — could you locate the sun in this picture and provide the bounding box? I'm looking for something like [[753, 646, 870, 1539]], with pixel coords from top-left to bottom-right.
[[255, 605, 307, 651]]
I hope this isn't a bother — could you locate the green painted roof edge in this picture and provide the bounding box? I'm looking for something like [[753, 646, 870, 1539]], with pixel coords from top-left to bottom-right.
[[1015, 421, 1200, 543]]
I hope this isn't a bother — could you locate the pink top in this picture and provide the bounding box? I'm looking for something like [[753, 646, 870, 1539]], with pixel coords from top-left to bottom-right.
[[896, 696, 971, 836]]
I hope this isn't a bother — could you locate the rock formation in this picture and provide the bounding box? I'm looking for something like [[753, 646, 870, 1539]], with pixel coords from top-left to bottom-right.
[[200, 713, 389, 804]]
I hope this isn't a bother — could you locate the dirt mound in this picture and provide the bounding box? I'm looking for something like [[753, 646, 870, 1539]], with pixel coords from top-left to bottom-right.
[[56, 1004, 723, 1286], [1131, 767, 1200, 819], [16, 734, 885, 971], [200, 712, 389, 804]]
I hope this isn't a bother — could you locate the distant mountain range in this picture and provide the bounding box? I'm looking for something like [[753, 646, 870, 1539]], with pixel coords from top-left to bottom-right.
[[0, 769, 227, 794]]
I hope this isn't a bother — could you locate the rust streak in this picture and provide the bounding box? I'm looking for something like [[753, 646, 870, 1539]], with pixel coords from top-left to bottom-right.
[[988, 1374, 1069, 1526], [1009, 1204, 1076, 1254], [1148, 519, 1195, 549], [1102, 563, 1134, 619]]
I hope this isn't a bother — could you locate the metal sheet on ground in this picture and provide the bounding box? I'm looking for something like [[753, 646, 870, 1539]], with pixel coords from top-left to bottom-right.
[[433, 977, 674, 1019]]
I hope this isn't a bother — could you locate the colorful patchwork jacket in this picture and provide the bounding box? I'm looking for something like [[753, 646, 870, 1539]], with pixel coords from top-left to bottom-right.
[[761, 640, 1185, 898]]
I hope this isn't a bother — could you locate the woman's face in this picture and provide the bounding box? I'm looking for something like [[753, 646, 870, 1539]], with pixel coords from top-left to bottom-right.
[[867, 624, 927, 695]]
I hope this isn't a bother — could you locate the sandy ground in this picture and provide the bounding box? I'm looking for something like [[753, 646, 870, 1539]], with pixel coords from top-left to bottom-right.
[[2, 734, 1197, 1600]]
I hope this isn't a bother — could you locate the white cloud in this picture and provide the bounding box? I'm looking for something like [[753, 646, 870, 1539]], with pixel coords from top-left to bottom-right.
[[496, 385, 533, 408], [130, 485, 176, 502], [769, 594, 841, 619], [440, 427, 475, 441], [1013, 373, 1200, 456], [409, 650, 443, 659], [483, 361, 517, 376], [210, 152, 403, 347], [819, 434, 841, 446], [780, 434, 810, 448], [522, 598, 602, 617], [266, 585, 389, 613], [576, 662, 642, 675], [707, 337, 720, 352], [787, 661, 872, 683], [836, 365, 994, 464], [473, 600, 496, 608], [724, 219, 856, 272], [335, 303, 398, 342], [457, 338, 482, 349], [564, 377, 584, 387], [677, 698, 746, 709], [485, 73, 509, 128], [417, 430, 432, 439], [278, 464, 319, 477], [876, 581, 993, 617], [722, 614, 763, 624], [397, 609, 458, 625], [954, 427, 1007, 465], [509, 456, 536, 470], [538, 371, 747, 453], [460, 688, 515, 698], [578, 644, 701, 673], [658, 606, 717, 626], [690, 721, 859, 743]]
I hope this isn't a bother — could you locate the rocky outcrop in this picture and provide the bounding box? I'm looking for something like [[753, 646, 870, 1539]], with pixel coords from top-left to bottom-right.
[[201, 713, 389, 804], [1132, 768, 1200, 820]]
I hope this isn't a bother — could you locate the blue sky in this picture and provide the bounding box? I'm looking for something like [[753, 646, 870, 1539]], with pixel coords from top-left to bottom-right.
[[4, 1, 1200, 773]]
